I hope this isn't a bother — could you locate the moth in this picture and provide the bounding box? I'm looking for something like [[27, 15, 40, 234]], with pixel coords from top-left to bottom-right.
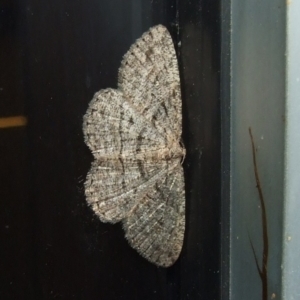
[[83, 25, 185, 267]]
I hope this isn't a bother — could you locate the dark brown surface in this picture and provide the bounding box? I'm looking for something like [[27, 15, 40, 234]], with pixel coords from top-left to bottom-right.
[[0, 0, 222, 299]]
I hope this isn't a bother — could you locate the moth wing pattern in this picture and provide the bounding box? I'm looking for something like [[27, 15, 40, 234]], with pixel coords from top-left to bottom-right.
[[83, 88, 167, 160], [83, 25, 185, 267], [123, 162, 185, 267], [85, 159, 174, 223], [118, 25, 182, 142]]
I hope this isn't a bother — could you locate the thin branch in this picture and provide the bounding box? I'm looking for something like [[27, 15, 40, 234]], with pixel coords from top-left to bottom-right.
[[248, 232, 263, 279], [248, 127, 269, 300]]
